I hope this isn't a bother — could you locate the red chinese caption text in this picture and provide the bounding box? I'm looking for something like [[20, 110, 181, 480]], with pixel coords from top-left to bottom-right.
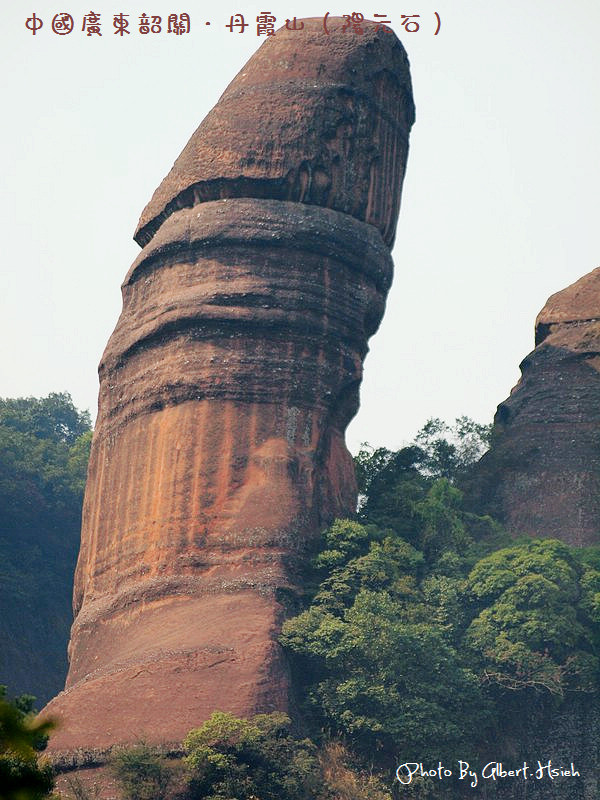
[[25, 10, 441, 37]]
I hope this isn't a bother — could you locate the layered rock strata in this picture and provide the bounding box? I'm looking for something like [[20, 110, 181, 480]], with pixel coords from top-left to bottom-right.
[[44, 18, 414, 750], [470, 267, 600, 546]]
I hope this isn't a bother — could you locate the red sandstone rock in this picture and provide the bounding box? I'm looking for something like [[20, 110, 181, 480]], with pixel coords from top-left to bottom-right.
[[43, 18, 414, 752], [470, 267, 600, 547], [135, 17, 414, 249]]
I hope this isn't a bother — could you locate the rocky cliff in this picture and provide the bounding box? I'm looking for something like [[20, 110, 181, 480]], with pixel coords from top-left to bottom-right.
[[44, 18, 415, 751], [469, 267, 600, 546]]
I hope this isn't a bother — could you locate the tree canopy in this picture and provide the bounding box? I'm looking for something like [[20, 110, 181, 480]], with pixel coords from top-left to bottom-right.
[[0, 393, 92, 702], [281, 420, 600, 786]]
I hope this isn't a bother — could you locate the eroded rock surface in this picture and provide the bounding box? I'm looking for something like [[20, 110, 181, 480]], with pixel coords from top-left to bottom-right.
[[44, 18, 414, 751], [470, 267, 600, 546], [135, 18, 414, 249]]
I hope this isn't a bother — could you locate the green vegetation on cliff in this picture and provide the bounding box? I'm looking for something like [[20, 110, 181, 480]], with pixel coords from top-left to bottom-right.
[[1, 406, 597, 799], [0, 393, 91, 703], [280, 428, 600, 796], [107, 712, 391, 800]]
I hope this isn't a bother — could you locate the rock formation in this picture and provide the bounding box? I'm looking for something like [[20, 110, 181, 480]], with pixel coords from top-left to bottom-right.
[[43, 18, 414, 751], [470, 267, 600, 547]]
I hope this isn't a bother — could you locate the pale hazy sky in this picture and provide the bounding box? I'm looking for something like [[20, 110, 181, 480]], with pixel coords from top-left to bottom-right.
[[2, 1, 599, 453]]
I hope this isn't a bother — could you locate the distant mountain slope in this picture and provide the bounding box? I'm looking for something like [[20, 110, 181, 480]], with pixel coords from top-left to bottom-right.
[[0, 393, 90, 704]]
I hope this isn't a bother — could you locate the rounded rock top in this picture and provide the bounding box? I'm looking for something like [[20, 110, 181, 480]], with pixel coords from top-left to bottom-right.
[[134, 16, 415, 249]]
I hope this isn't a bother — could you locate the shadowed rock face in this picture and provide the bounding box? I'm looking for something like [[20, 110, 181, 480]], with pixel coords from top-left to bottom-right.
[[470, 267, 600, 547], [44, 18, 414, 751]]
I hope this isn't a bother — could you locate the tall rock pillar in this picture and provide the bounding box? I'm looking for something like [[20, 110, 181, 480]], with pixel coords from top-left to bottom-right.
[[45, 18, 415, 750]]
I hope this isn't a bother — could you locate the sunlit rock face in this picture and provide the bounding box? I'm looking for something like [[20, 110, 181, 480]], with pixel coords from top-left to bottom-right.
[[470, 267, 600, 547], [44, 18, 414, 751]]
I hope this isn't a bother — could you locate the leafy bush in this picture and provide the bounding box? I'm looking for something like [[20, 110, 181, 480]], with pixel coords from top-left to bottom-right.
[[281, 449, 600, 771], [183, 712, 323, 800], [110, 742, 173, 800], [0, 687, 55, 800]]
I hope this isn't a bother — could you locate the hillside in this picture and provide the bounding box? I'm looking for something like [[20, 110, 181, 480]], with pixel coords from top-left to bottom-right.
[[0, 393, 91, 704]]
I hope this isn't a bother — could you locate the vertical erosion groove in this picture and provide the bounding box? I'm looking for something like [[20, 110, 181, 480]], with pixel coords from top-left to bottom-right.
[[43, 18, 414, 752]]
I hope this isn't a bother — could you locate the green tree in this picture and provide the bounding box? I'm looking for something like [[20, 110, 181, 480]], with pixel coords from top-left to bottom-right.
[[183, 712, 324, 800], [280, 520, 491, 765], [0, 393, 90, 446], [354, 447, 428, 539], [413, 417, 491, 481], [0, 393, 92, 703], [465, 539, 599, 695], [281, 498, 600, 775], [354, 418, 492, 519]]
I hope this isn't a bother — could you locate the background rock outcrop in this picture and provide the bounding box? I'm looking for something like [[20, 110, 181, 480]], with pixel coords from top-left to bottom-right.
[[44, 19, 415, 751], [469, 266, 600, 546]]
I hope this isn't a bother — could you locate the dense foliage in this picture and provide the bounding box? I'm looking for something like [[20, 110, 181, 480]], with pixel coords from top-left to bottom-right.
[[281, 423, 600, 785], [108, 713, 394, 800], [0, 687, 55, 800], [183, 712, 323, 800], [0, 393, 92, 702], [353, 416, 491, 503], [466, 538, 599, 696]]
